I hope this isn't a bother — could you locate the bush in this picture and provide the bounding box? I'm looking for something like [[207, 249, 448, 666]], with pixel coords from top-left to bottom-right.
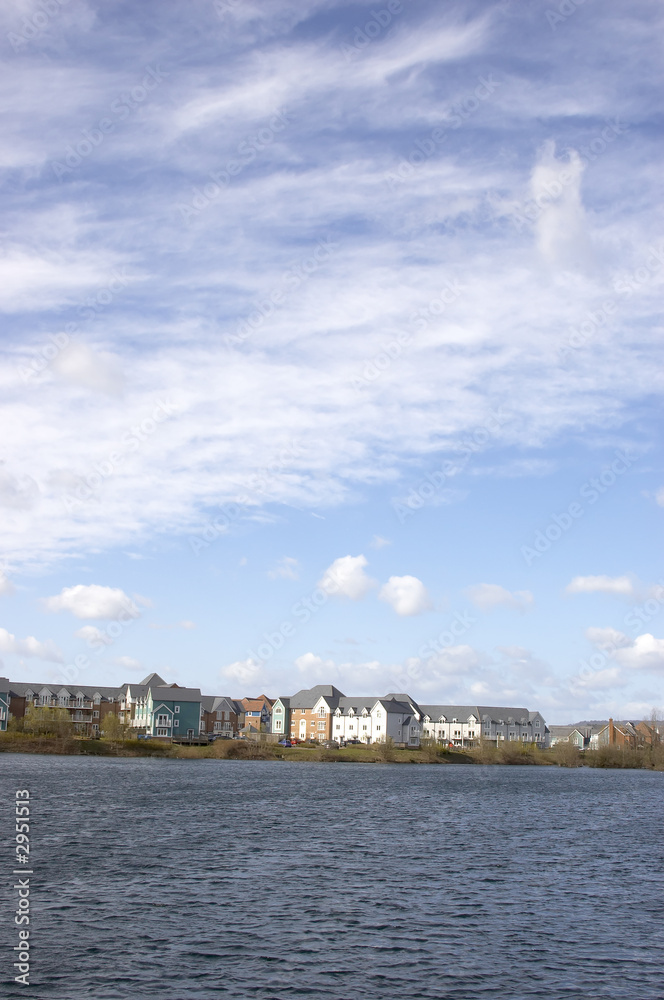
[[549, 741, 581, 767], [374, 737, 397, 762]]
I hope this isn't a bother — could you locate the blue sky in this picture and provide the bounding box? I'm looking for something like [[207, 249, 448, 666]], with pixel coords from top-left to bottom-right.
[[0, 0, 662, 723]]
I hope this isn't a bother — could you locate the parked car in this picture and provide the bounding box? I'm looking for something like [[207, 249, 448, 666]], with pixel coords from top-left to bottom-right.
[[345, 738, 361, 745], [289, 737, 304, 744], [322, 741, 340, 749], [278, 739, 293, 747]]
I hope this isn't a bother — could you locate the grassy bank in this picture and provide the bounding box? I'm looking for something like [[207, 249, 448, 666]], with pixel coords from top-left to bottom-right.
[[2, 733, 663, 769]]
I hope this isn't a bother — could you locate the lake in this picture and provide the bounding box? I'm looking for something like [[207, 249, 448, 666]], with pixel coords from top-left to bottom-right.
[[1, 756, 663, 999]]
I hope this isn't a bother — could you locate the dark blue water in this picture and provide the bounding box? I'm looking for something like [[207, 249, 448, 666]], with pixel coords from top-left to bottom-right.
[[1, 756, 663, 999]]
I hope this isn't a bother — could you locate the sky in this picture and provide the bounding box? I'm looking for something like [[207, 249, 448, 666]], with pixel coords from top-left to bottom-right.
[[0, 0, 662, 723]]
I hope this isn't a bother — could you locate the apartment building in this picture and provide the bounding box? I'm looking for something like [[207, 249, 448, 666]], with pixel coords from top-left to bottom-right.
[[286, 685, 345, 741], [331, 694, 422, 746], [201, 696, 241, 736], [7, 681, 122, 736], [420, 705, 549, 747]]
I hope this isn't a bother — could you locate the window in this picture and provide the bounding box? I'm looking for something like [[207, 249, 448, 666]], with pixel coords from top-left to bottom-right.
[[275, 707, 282, 714], [348, 724, 354, 731], [376, 711, 382, 719], [174, 719, 179, 728], [274, 721, 282, 731], [157, 714, 170, 727], [318, 707, 326, 717], [93, 711, 99, 718], [174, 705, 180, 713], [535, 721, 540, 728], [301, 708, 306, 714], [156, 728, 168, 737], [376, 725, 381, 732], [362, 725, 367, 731], [310, 721, 315, 728], [336, 724, 341, 730], [317, 721, 325, 730]]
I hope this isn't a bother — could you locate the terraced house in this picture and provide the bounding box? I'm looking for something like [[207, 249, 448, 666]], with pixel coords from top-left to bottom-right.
[[332, 694, 423, 746], [420, 705, 549, 747], [200, 696, 241, 737], [122, 673, 202, 739], [6, 681, 122, 736]]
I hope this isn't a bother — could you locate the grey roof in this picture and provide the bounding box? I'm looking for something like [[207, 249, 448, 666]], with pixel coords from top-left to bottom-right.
[[336, 696, 376, 714], [201, 696, 238, 714], [8, 681, 123, 702], [288, 685, 345, 709], [150, 685, 201, 703], [375, 698, 415, 715], [138, 672, 168, 687], [419, 705, 536, 726], [0, 676, 9, 694]]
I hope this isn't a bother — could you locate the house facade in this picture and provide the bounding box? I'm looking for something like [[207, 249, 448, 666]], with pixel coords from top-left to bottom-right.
[[201, 696, 241, 737], [0, 676, 9, 732], [331, 694, 422, 746], [7, 681, 122, 736], [286, 685, 345, 741], [270, 697, 290, 735], [238, 695, 273, 733], [420, 705, 549, 747]]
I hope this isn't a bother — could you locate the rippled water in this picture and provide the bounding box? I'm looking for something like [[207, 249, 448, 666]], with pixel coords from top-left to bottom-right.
[[1, 756, 663, 999]]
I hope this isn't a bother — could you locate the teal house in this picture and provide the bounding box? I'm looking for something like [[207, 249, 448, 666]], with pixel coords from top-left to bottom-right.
[[0, 676, 9, 731], [126, 674, 202, 739]]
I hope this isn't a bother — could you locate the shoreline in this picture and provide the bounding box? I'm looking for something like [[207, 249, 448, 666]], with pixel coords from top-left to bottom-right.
[[1, 735, 662, 770]]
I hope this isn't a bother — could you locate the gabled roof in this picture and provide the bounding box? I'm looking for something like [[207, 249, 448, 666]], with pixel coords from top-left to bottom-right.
[[374, 698, 415, 715], [336, 696, 376, 714], [139, 672, 168, 687], [201, 695, 238, 714], [149, 685, 201, 703], [288, 685, 345, 709], [8, 681, 122, 702]]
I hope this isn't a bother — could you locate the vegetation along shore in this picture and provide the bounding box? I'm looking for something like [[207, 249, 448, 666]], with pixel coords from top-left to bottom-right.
[[2, 732, 664, 770]]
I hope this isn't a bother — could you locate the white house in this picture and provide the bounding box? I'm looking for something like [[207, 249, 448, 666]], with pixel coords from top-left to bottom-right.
[[420, 705, 549, 747], [331, 693, 422, 746]]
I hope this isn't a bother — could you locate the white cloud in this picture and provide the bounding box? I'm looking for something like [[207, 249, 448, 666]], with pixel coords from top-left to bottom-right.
[[0, 627, 63, 662], [52, 343, 124, 395], [74, 625, 113, 647], [587, 627, 664, 672], [379, 575, 432, 616], [369, 535, 391, 549], [0, 572, 14, 596], [44, 584, 142, 620], [318, 554, 375, 600], [221, 657, 263, 686], [530, 141, 593, 270], [114, 655, 142, 671], [566, 575, 635, 597], [465, 583, 534, 612], [268, 556, 300, 580]]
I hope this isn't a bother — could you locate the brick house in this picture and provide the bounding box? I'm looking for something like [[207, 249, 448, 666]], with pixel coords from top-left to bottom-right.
[[287, 685, 345, 741], [7, 682, 123, 736], [200, 696, 241, 736]]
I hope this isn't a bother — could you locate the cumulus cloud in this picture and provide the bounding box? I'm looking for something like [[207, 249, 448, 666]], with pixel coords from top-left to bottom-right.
[[587, 627, 664, 672], [74, 625, 113, 647], [465, 583, 534, 612], [52, 343, 125, 395], [369, 535, 391, 549], [530, 141, 593, 270], [114, 655, 142, 671], [268, 556, 300, 580], [0, 627, 63, 662], [44, 584, 142, 620], [318, 554, 375, 600], [221, 657, 263, 685], [566, 575, 635, 597], [379, 575, 432, 616]]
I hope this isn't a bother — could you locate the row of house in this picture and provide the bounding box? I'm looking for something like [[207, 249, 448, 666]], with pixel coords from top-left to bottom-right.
[[549, 719, 661, 750], [271, 685, 549, 747], [0, 675, 549, 748], [0, 674, 273, 740]]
